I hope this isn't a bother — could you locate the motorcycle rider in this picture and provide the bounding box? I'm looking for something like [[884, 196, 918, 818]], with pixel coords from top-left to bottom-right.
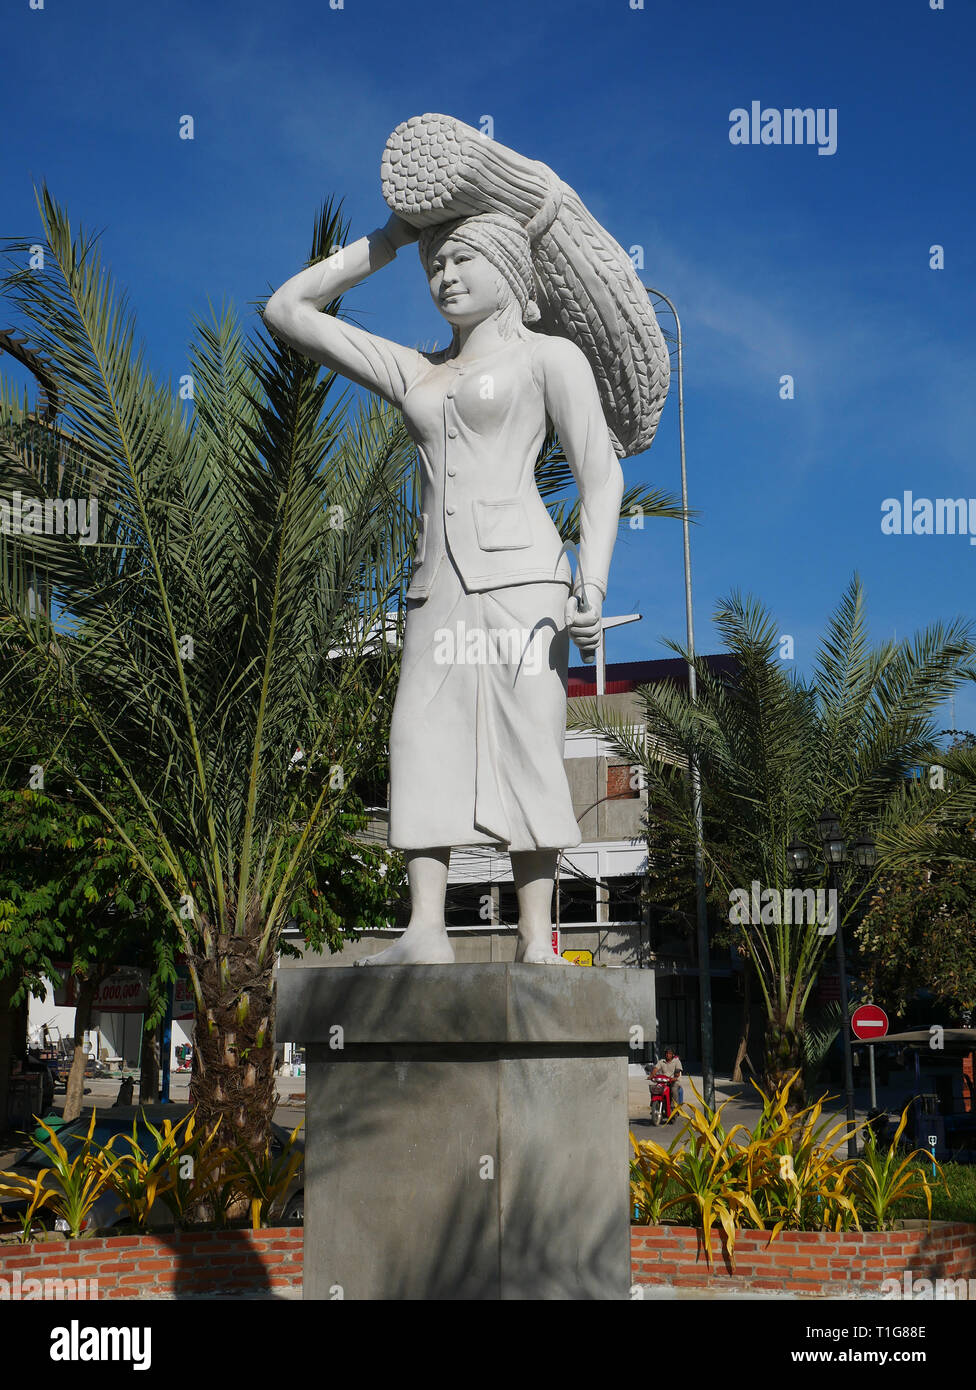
[[647, 1046, 683, 1122]]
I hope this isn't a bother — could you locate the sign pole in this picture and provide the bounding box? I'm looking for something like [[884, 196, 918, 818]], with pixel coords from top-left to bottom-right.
[[851, 1003, 889, 1118]]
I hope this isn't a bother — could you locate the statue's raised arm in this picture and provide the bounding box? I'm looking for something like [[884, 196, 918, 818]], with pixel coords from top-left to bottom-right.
[[263, 212, 424, 408]]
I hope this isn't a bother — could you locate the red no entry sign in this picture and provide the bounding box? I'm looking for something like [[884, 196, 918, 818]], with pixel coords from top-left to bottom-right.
[[851, 1004, 889, 1040]]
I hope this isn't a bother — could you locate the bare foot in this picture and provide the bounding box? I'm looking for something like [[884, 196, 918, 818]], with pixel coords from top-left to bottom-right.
[[515, 930, 570, 965], [355, 921, 455, 966]]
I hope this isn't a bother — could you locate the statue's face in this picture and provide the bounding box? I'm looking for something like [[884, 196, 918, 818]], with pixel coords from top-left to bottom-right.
[[427, 238, 508, 326]]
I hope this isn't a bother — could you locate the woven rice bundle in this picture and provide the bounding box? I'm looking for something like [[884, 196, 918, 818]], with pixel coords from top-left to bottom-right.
[[381, 113, 670, 459]]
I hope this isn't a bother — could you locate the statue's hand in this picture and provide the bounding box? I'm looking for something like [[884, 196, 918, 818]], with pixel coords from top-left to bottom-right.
[[566, 590, 603, 660], [382, 211, 421, 250]]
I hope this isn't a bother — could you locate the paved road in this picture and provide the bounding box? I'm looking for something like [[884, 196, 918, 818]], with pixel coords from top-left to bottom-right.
[[0, 1073, 306, 1164], [56, 1071, 306, 1117]]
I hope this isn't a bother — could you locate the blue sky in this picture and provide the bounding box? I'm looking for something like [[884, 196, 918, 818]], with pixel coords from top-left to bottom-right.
[[3, 0, 975, 729]]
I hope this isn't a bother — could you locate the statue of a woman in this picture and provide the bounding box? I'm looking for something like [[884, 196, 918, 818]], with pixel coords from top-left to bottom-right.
[[264, 205, 625, 964]]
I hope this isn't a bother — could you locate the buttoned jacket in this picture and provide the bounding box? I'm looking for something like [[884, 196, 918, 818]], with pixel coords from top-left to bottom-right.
[[399, 337, 621, 600], [263, 234, 625, 601]]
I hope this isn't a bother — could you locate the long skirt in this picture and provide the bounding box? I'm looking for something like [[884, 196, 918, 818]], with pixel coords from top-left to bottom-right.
[[388, 557, 582, 852]]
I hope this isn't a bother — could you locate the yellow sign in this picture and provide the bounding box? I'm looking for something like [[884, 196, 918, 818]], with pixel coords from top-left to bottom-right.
[[561, 949, 593, 967]]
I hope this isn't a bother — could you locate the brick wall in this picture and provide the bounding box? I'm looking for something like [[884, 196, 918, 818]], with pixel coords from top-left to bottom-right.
[[0, 1228, 303, 1299], [4, 1223, 973, 1299], [631, 1221, 976, 1297]]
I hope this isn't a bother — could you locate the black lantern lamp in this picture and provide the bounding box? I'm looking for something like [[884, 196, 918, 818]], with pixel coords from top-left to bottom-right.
[[787, 837, 810, 874], [851, 832, 878, 870], [817, 807, 846, 865]]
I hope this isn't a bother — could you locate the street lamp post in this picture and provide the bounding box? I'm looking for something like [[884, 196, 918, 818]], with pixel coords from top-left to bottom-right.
[[644, 287, 714, 1109], [818, 807, 857, 1159], [788, 812, 877, 1158]]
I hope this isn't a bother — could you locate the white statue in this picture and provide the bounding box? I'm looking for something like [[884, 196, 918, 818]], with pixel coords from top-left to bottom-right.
[[264, 116, 668, 965]]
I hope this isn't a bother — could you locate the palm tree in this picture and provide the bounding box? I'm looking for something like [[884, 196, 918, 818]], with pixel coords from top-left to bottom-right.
[[569, 579, 974, 1092], [866, 725, 976, 1017], [1, 189, 684, 1151], [875, 730, 976, 869], [0, 190, 418, 1152]]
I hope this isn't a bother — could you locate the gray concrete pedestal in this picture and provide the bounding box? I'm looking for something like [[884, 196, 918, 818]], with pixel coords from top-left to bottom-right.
[[276, 963, 655, 1301]]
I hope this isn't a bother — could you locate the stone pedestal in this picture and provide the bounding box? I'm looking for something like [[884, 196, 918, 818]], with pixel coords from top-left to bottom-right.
[[276, 963, 655, 1301]]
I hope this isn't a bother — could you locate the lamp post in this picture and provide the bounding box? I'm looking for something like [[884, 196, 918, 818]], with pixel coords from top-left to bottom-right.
[[849, 831, 882, 1115], [644, 286, 714, 1109], [819, 808, 857, 1159], [788, 812, 877, 1158]]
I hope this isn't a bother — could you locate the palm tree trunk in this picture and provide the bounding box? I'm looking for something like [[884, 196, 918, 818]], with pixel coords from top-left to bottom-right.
[[763, 1010, 805, 1106], [731, 962, 752, 1083], [188, 929, 277, 1155]]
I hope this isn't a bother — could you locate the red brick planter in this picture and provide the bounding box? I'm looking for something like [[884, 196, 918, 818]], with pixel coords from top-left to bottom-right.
[[5, 1224, 972, 1299], [630, 1221, 976, 1297], [0, 1227, 303, 1299]]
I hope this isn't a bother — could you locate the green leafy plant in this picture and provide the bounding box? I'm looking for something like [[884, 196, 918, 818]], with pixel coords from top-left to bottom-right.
[[96, 1109, 257, 1232], [233, 1122, 305, 1230], [744, 1073, 862, 1233], [28, 1112, 122, 1238], [631, 1095, 764, 1266], [152, 1113, 225, 1228], [853, 1107, 938, 1231], [629, 1136, 675, 1225], [631, 1073, 875, 1263], [0, 1165, 57, 1242], [94, 1110, 198, 1230]]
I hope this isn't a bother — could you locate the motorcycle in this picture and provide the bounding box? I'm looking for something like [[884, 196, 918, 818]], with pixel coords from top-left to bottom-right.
[[647, 1073, 675, 1126]]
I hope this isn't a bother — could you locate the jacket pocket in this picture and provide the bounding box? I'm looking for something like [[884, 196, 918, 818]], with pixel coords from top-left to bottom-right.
[[414, 512, 428, 565], [473, 497, 532, 551]]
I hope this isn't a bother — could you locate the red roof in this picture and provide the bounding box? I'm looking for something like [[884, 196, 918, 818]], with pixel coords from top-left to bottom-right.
[[567, 654, 739, 697]]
